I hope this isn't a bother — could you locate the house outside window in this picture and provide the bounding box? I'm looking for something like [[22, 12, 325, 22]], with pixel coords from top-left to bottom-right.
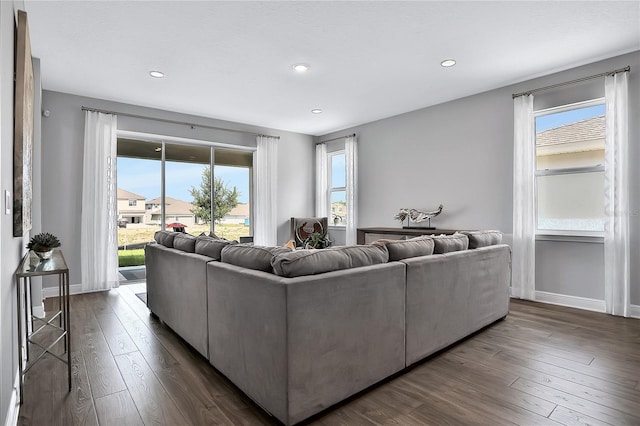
[[329, 151, 346, 226], [535, 99, 605, 235], [128, 199, 137, 207]]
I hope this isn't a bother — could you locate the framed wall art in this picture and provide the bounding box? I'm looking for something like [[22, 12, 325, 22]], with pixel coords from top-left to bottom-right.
[[14, 10, 34, 237]]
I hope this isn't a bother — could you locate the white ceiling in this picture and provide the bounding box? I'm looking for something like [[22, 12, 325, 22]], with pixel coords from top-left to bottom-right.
[[24, 1, 640, 136]]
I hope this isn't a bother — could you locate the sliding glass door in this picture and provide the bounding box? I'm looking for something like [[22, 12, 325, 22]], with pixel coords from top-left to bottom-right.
[[116, 138, 253, 280]]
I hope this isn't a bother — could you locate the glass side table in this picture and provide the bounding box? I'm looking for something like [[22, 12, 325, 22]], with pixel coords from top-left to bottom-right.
[[16, 248, 71, 403]]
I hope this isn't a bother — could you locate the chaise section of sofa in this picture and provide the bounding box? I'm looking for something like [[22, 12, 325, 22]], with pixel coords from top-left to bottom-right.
[[402, 243, 511, 366], [207, 260, 407, 425]]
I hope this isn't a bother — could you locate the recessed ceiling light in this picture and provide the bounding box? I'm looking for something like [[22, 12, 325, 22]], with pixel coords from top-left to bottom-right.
[[149, 70, 165, 78], [440, 59, 456, 68], [154, 147, 162, 152], [311, 109, 323, 114], [293, 63, 310, 73]]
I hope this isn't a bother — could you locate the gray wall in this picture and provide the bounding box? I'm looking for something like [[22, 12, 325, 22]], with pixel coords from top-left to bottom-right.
[[40, 91, 314, 288], [1, 1, 27, 424], [318, 51, 640, 306]]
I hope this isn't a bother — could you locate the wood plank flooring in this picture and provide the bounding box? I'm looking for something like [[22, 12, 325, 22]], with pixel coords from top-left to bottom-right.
[[17, 287, 640, 425]]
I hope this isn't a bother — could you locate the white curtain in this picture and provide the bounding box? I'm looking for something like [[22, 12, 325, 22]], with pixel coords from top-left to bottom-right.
[[604, 71, 630, 317], [254, 135, 278, 246], [315, 143, 328, 218], [81, 111, 119, 292], [345, 135, 358, 245], [512, 95, 536, 300]]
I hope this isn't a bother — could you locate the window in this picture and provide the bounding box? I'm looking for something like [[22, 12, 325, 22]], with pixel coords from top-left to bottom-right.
[[128, 199, 137, 207], [329, 151, 346, 226], [535, 99, 605, 234]]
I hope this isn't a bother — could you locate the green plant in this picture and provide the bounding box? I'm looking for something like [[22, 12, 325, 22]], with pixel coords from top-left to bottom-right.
[[26, 232, 61, 252], [190, 167, 240, 223], [303, 231, 332, 249]]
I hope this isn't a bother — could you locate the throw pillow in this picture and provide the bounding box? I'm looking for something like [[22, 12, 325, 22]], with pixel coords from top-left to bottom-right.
[[195, 235, 237, 260], [459, 230, 502, 249], [172, 233, 197, 253], [432, 233, 469, 254], [221, 244, 292, 273], [271, 244, 389, 278], [373, 236, 434, 261], [154, 230, 176, 248]]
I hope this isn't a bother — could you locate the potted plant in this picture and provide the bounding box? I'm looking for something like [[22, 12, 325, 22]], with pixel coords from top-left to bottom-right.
[[303, 231, 332, 249], [26, 232, 61, 260]]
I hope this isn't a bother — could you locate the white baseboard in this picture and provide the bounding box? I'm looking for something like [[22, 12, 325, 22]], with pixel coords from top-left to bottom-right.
[[4, 370, 20, 426], [42, 283, 84, 299], [32, 303, 45, 319], [629, 304, 640, 319], [533, 291, 606, 313]]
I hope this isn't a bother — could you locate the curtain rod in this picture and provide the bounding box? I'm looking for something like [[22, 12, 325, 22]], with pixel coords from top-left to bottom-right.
[[80, 106, 280, 139], [512, 66, 630, 99], [316, 133, 356, 144]]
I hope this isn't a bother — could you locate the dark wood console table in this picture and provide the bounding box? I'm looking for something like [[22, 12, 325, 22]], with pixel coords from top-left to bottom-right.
[[357, 227, 458, 245]]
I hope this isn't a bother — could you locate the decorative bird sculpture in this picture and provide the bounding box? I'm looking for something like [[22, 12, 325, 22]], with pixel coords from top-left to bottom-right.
[[394, 204, 444, 228]]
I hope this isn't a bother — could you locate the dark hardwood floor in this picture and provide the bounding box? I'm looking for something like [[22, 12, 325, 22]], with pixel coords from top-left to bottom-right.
[[18, 286, 640, 425]]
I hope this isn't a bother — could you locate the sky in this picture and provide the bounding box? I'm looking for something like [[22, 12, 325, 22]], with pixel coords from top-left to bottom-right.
[[117, 158, 250, 204], [535, 103, 605, 132]]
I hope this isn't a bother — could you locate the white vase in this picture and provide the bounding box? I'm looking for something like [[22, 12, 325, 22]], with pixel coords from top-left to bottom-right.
[[34, 250, 53, 260]]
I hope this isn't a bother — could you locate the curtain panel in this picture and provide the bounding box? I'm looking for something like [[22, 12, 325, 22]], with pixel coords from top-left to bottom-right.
[[81, 111, 119, 292], [315, 143, 328, 218], [345, 136, 358, 245], [254, 135, 278, 246], [604, 72, 630, 317], [512, 95, 536, 300]]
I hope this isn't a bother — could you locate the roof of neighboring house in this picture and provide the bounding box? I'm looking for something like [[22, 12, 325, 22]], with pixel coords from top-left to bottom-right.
[[536, 115, 604, 147], [146, 196, 195, 216], [117, 188, 145, 200], [225, 203, 249, 217]]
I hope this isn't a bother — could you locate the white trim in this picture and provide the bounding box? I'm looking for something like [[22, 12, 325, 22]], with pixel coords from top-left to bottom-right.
[[117, 130, 257, 152], [4, 370, 20, 426], [32, 303, 45, 319], [42, 283, 86, 298], [629, 305, 640, 319], [533, 291, 605, 313], [536, 234, 604, 244], [534, 97, 605, 116]]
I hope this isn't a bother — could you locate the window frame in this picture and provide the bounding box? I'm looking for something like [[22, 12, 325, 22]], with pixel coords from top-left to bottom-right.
[[128, 199, 137, 207], [533, 98, 605, 239], [328, 150, 347, 228]]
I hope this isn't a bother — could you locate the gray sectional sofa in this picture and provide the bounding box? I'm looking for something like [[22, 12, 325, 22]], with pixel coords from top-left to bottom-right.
[[145, 230, 510, 425]]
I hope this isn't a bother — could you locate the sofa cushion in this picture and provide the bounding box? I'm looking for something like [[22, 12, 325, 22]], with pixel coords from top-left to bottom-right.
[[172, 233, 197, 253], [154, 230, 176, 248], [374, 236, 434, 261], [195, 235, 236, 260], [271, 244, 389, 278], [459, 230, 502, 249], [221, 244, 292, 272], [432, 233, 469, 254]]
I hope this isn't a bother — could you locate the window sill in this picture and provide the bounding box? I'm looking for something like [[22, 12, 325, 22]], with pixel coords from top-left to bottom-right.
[[536, 232, 604, 244], [328, 226, 346, 231]]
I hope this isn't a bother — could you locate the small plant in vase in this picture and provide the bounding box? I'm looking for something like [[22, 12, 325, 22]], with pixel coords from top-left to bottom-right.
[[27, 232, 61, 260], [303, 231, 332, 249]]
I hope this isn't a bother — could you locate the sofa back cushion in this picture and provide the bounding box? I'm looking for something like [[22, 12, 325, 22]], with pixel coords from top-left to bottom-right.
[[432, 233, 469, 254], [195, 235, 236, 260], [374, 236, 434, 261], [172, 233, 197, 253], [459, 230, 502, 249], [271, 244, 389, 278], [154, 230, 176, 248], [221, 244, 292, 273]]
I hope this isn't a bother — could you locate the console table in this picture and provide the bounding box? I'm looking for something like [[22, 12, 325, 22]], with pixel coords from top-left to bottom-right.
[[357, 227, 458, 245], [16, 249, 71, 403]]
